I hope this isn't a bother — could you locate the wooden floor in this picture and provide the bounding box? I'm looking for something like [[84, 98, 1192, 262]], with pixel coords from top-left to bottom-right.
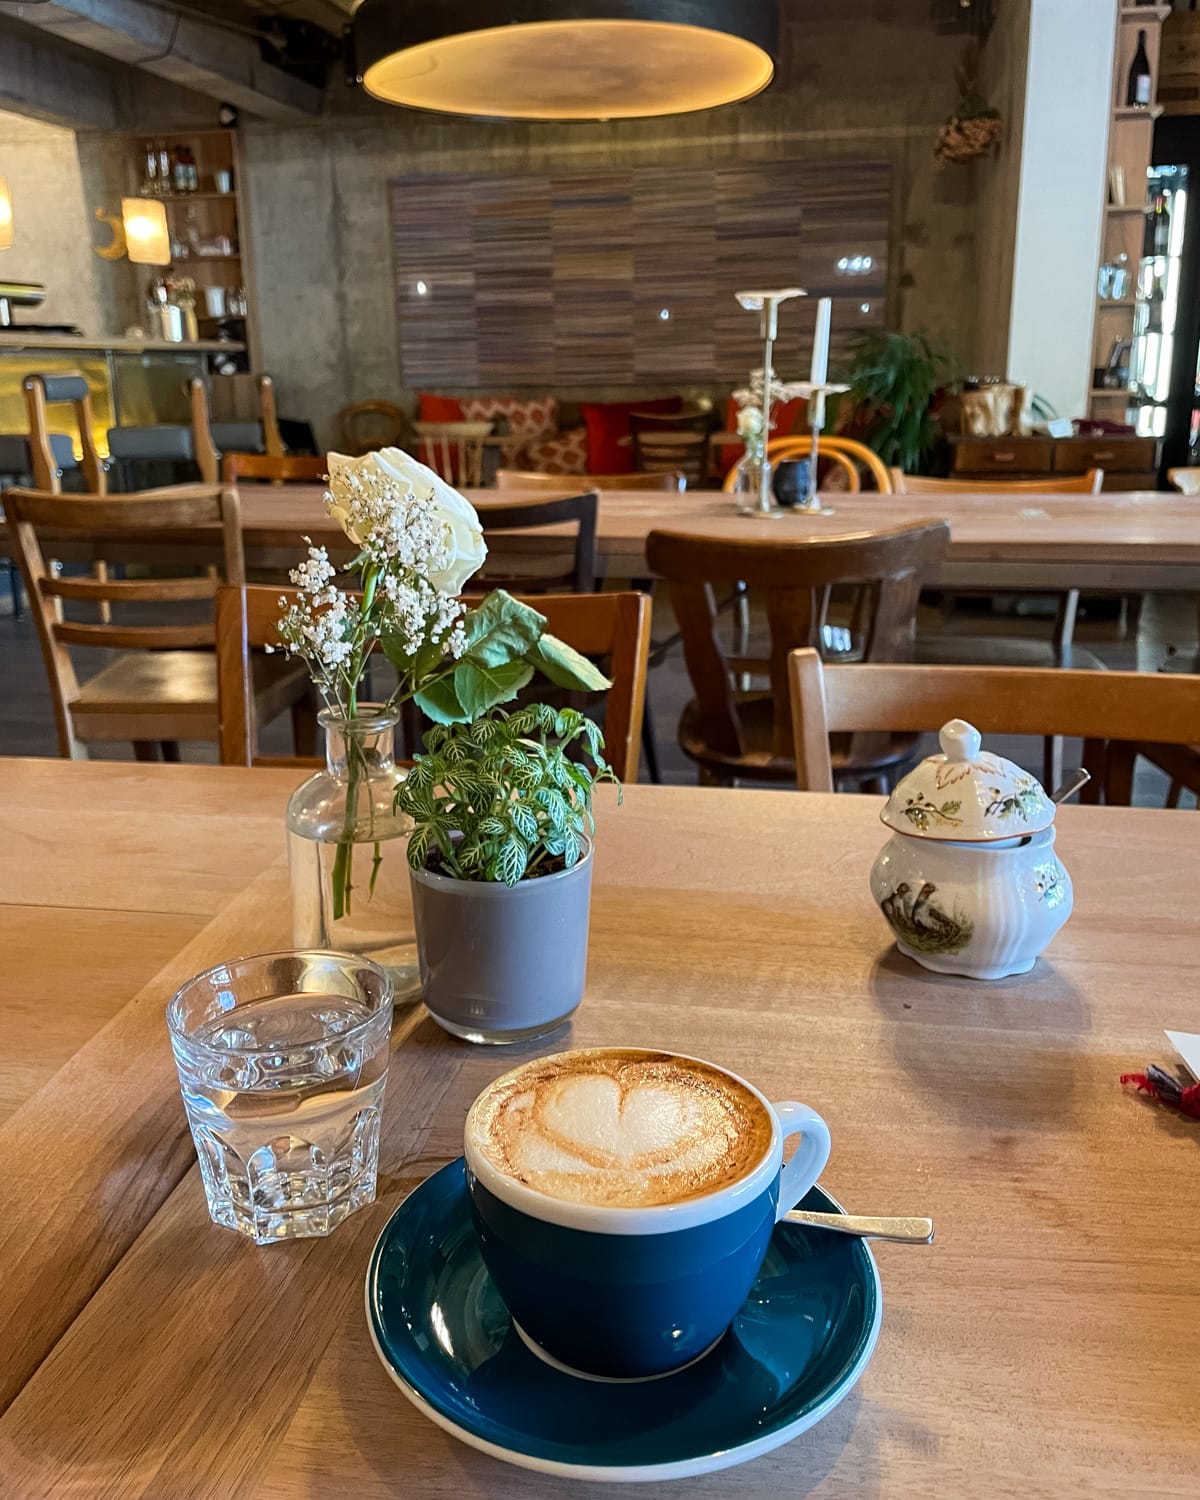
[[0, 584, 1194, 804]]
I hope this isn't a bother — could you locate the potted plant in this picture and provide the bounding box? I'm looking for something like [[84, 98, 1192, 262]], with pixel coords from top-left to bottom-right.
[[834, 330, 957, 475], [278, 448, 609, 997], [395, 704, 619, 1044]]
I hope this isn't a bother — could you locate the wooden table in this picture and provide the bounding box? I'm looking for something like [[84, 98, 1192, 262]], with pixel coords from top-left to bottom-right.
[[2, 759, 1198, 1496], [233, 484, 1200, 595]]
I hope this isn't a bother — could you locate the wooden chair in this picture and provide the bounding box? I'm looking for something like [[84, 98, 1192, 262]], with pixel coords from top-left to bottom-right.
[[190, 376, 284, 485], [477, 492, 598, 594], [222, 452, 328, 485], [892, 467, 1104, 660], [629, 409, 712, 487], [22, 373, 106, 495], [413, 421, 491, 485], [496, 469, 685, 493], [722, 438, 862, 494], [216, 585, 651, 783], [644, 520, 950, 787], [890, 469, 1103, 495], [769, 435, 894, 493], [789, 649, 1200, 806], [1168, 467, 1200, 494], [5, 484, 312, 761], [338, 401, 406, 456]]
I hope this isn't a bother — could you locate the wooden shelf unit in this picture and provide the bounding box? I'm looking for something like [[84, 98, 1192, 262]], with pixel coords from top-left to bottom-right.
[[124, 128, 258, 372], [1089, 6, 1171, 423]]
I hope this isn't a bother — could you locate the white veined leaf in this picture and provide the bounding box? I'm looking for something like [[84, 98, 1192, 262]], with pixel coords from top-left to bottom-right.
[[510, 802, 538, 841], [493, 836, 529, 886]]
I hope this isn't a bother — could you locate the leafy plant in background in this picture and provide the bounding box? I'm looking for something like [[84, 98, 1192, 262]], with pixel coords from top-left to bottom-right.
[[396, 706, 620, 886], [834, 331, 957, 474]]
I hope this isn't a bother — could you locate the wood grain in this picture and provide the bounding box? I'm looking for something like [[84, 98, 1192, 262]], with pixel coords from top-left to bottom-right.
[[1, 778, 1198, 1496]]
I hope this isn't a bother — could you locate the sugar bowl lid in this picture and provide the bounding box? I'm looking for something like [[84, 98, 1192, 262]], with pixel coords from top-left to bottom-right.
[[881, 719, 1056, 842]]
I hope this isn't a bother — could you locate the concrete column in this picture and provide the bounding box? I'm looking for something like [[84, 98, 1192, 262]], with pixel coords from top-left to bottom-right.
[[1005, 0, 1118, 419]]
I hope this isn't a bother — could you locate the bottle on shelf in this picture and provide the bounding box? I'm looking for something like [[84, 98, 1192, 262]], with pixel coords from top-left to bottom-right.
[[141, 142, 158, 197], [1143, 186, 1170, 259], [1146, 268, 1165, 335], [1127, 29, 1152, 108], [171, 146, 189, 195], [157, 141, 171, 195]]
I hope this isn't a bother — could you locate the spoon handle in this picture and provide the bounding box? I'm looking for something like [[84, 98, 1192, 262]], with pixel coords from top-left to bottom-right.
[[783, 1209, 934, 1244]]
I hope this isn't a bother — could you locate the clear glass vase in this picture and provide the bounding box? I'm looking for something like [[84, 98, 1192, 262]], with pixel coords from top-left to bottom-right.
[[730, 448, 778, 516], [286, 707, 420, 1003]]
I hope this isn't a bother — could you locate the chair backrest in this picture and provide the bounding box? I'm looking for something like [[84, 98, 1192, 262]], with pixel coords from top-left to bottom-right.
[[190, 376, 283, 484], [338, 400, 406, 456], [1168, 466, 1200, 495], [768, 435, 893, 493], [723, 437, 861, 495], [22, 373, 105, 495], [890, 468, 1104, 494], [788, 650, 1200, 804], [216, 584, 651, 782], [414, 420, 491, 486], [495, 468, 685, 493], [478, 492, 599, 594], [5, 484, 244, 758], [629, 410, 711, 486], [222, 452, 328, 485], [645, 521, 950, 762]]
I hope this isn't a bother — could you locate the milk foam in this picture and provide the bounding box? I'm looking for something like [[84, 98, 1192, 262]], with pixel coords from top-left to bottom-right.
[[467, 1049, 773, 1208]]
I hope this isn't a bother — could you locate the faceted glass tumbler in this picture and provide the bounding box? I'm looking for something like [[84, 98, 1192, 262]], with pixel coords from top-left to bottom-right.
[[166, 950, 394, 1245]]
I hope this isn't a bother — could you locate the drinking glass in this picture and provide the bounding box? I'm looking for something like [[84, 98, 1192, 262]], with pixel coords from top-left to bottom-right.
[[167, 950, 393, 1244]]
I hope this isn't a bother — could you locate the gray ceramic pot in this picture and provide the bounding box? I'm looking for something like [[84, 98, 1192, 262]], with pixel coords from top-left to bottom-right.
[[409, 838, 593, 1044]]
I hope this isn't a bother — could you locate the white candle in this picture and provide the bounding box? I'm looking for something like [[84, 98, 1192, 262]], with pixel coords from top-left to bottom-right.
[[810, 297, 831, 387]]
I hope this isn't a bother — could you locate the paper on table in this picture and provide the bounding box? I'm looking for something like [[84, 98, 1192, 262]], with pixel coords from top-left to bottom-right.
[[1166, 1031, 1200, 1081]]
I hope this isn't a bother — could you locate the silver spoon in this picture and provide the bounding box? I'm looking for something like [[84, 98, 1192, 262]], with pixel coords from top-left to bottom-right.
[[784, 1209, 934, 1244], [1052, 767, 1091, 805]]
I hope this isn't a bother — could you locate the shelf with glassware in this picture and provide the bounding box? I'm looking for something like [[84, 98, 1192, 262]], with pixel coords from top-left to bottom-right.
[[1089, 4, 1170, 425], [124, 128, 255, 373]]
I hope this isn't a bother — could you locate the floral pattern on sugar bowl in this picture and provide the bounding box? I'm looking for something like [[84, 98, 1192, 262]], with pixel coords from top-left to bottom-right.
[[870, 720, 1073, 980]]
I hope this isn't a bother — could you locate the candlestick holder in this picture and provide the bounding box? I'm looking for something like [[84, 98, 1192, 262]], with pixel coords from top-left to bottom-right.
[[733, 287, 806, 516]]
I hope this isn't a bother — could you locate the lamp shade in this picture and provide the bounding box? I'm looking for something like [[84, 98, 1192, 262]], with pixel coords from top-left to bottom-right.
[[352, 0, 780, 120], [0, 178, 12, 251], [122, 197, 170, 266]]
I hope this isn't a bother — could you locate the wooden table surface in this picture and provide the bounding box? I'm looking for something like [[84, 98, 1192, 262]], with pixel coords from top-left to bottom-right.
[[234, 483, 1200, 593], [2, 760, 1198, 1497]]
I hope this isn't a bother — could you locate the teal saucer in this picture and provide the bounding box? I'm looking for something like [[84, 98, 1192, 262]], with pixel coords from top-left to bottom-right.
[[365, 1160, 882, 1482]]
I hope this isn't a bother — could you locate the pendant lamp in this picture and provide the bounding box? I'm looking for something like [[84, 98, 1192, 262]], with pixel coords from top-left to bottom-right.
[[351, 0, 780, 120]]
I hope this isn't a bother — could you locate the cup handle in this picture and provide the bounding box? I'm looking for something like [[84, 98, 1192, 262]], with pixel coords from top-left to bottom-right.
[[772, 1101, 832, 1222]]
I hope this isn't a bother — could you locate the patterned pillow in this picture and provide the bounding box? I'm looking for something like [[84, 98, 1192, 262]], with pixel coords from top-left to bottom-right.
[[460, 396, 560, 466], [522, 426, 589, 476]]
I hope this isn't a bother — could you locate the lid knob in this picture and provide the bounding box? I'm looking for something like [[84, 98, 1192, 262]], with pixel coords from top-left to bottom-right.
[[939, 719, 982, 762]]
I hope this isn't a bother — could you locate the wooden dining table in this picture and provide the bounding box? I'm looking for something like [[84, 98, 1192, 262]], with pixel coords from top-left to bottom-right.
[[1, 757, 1197, 1497], [231, 483, 1200, 595]]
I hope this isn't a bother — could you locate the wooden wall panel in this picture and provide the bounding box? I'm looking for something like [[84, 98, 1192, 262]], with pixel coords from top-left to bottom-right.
[[390, 159, 890, 390]]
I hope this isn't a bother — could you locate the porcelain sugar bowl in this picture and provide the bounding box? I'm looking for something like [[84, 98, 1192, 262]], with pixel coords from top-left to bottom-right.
[[869, 719, 1073, 980]]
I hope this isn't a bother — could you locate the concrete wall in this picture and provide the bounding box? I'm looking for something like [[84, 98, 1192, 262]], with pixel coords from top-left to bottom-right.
[[1006, 0, 1117, 418], [0, 108, 115, 335], [240, 0, 999, 447]]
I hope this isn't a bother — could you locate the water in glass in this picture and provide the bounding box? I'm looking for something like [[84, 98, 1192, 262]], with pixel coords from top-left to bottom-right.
[[168, 951, 393, 1244]]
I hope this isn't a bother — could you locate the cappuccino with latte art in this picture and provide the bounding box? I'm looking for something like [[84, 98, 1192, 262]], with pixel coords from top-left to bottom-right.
[[466, 1048, 774, 1209]]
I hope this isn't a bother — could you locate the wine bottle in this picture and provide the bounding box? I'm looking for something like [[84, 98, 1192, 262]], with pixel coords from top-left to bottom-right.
[[1154, 191, 1171, 255], [1146, 269, 1165, 335], [1127, 30, 1152, 108]]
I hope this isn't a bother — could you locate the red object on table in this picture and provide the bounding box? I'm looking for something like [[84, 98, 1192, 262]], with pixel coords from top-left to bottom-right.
[[1121, 1071, 1200, 1119]]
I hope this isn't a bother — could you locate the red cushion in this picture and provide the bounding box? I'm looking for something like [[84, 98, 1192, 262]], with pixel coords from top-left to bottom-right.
[[418, 393, 465, 421], [581, 396, 682, 475]]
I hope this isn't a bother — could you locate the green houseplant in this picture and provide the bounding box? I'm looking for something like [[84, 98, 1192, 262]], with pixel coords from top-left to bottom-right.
[[395, 704, 619, 1043], [279, 448, 609, 994], [836, 331, 956, 475]]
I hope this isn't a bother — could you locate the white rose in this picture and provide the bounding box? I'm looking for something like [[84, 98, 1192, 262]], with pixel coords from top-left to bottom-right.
[[326, 448, 487, 593]]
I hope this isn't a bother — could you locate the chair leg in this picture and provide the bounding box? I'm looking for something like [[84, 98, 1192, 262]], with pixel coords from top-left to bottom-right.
[[640, 696, 662, 785], [1042, 736, 1063, 796], [1166, 780, 1183, 810], [132, 740, 159, 761], [290, 693, 320, 758], [698, 765, 730, 787], [160, 740, 181, 762], [1052, 589, 1079, 662]]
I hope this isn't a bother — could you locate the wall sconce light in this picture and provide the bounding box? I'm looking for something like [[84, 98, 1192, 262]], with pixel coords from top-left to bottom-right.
[[0, 178, 13, 251], [121, 197, 170, 266]]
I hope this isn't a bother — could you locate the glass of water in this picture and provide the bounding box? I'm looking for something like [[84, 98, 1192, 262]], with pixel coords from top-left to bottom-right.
[[167, 950, 393, 1244]]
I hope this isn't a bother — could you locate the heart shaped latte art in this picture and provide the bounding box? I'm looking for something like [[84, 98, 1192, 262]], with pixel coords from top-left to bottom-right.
[[535, 1071, 704, 1171]]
